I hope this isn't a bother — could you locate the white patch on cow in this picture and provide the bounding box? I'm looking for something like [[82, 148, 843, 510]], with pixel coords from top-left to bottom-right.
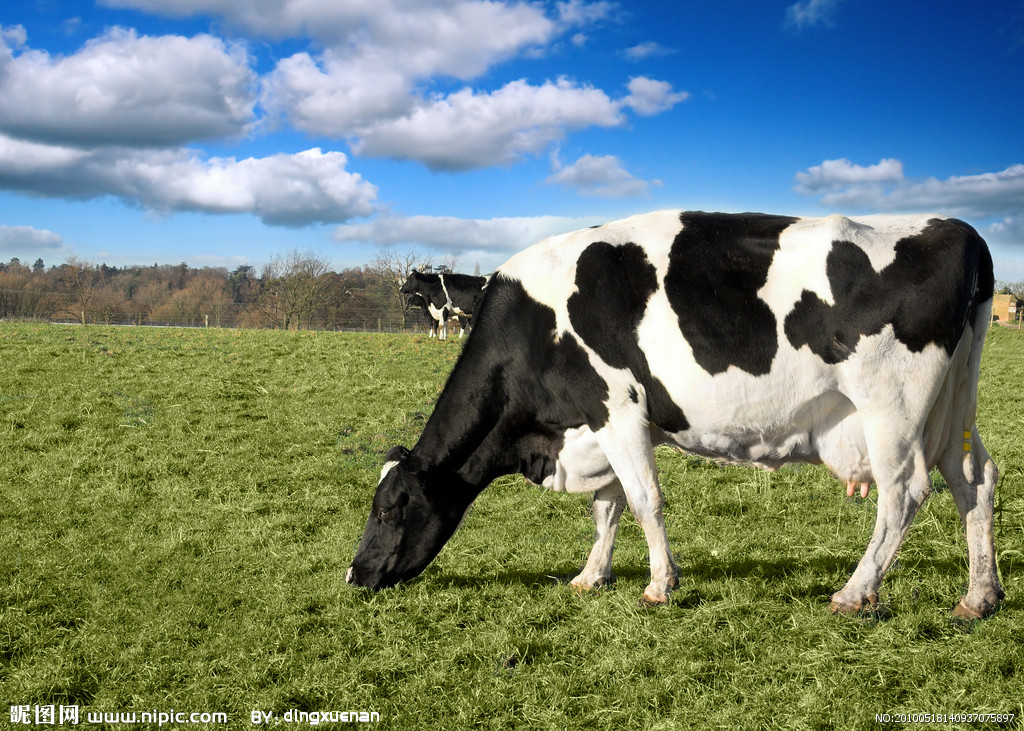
[[425, 301, 448, 340], [379, 458, 401, 484], [501, 210, 685, 337], [440, 276, 470, 319], [761, 216, 834, 308], [538, 426, 617, 493], [438, 274, 453, 308]]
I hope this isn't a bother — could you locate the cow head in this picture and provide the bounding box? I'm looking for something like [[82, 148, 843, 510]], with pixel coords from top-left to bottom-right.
[[400, 271, 425, 297], [346, 446, 470, 590]]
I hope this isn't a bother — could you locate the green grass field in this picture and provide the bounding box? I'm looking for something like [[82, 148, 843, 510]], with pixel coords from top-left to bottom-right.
[[1, 323, 1022, 730]]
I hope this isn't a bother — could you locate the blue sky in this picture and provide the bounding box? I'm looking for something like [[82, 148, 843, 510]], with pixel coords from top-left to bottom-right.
[[0, 0, 1022, 279]]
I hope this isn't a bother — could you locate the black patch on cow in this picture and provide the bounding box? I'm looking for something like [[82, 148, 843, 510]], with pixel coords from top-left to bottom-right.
[[384, 445, 411, 463], [784, 218, 990, 363], [538, 332, 611, 431], [567, 241, 689, 433], [412, 275, 611, 486], [518, 432, 565, 485], [440, 273, 488, 316], [665, 212, 798, 376]]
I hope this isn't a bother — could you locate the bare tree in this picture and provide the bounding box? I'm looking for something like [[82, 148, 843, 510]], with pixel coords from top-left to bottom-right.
[[256, 249, 331, 330], [997, 280, 1024, 301], [440, 247, 463, 273], [369, 247, 431, 329], [59, 256, 99, 325]]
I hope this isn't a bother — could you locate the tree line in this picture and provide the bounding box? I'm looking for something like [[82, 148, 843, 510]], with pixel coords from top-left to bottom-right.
[[0, 249, 453, 331], [2, 250, 1021, 331]]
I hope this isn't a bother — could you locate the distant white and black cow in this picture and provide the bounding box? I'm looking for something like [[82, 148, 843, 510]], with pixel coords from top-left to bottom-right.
[[400, 270, 486, 340], [349, 211, 1003, 620], [407, 293, 443, 339]]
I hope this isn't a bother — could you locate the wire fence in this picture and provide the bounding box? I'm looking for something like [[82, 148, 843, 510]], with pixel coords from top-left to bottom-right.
[[4, 314, 433, 334], [0, 286, 439, 334]]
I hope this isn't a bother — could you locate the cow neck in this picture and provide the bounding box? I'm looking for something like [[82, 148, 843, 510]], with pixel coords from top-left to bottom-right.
[[405, 274, 585, 499], [408, 344, 519, 495]]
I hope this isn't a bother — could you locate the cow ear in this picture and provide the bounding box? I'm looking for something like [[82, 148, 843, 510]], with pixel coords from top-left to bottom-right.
[[384, 445, 410, 463]]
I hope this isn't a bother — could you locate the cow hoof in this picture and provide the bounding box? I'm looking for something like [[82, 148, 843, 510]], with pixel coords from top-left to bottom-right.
[[952, 601, 986, 622], [830, 601, 890, 620], [830, 590, 886, 619], [569, 574, 614, 592], [829, 599, 861, 615], [638, 578, 677, 607], [638, 591, 669, 608], [952, 591, 1004, 621]]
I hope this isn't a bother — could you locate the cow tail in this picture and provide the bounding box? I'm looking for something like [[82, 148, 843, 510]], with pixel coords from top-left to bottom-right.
[[958, 232, 995, 484]]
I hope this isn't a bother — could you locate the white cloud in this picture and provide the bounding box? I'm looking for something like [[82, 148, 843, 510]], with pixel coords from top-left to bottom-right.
[[556, 0, 617, 27], [547, 152, 654, 197], [105, 0, 565, 54], [92, 2, 682, 173], [624, 42, 673, 61], [793, 158, 905, 193], [0, 225, 64, 254], [786, 0, 843, 29], [334, 213, 602, 258], [794, 158, 1024, 219], [0, 3, 689, 226], [250, 3, 686, 170], [261, 50, 415, 135], [621, 76, 690, 116], [106, 0, 557, 76], [1, 24, 27, 49], [350, 78, 628, 170], [988, 216, 1024, 238], [0, 27, 256, 148], [986, 217, 1024, 265], [99, 0, 376, 40], [0, 136, 378, 226], [346, 75, 687, 170]]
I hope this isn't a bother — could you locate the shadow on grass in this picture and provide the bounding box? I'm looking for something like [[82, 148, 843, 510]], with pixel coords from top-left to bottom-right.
[[413, 551, 1000, 609], [685, 551, 980, 584], [426, 565, 651, 591]]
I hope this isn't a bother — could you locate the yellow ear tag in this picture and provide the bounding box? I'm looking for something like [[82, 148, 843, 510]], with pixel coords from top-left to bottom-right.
[[963, 430, 972, 453]]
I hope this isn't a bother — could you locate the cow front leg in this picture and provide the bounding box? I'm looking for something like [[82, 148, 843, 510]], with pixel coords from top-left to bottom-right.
[[570, 481, 626, 590], [594, 416, 678, 605], [831, 437, 931, 615]]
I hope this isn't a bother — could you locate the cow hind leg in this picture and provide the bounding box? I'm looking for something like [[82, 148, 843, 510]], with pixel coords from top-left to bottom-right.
[[570, 481, 627, 590], [938, 427, 1004, 619], [831, 425, 932, 616]]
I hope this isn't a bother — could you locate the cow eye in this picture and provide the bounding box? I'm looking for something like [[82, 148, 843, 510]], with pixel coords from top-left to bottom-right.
[[378, 508, 396, 524]]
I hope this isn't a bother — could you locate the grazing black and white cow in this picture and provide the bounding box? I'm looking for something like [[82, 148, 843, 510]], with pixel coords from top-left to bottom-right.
[[349, 211, 1003, 619], [400, 270, 486, 340]]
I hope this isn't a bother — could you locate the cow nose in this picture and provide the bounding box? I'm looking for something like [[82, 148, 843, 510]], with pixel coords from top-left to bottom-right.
[[346, 566, 355, 584]]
